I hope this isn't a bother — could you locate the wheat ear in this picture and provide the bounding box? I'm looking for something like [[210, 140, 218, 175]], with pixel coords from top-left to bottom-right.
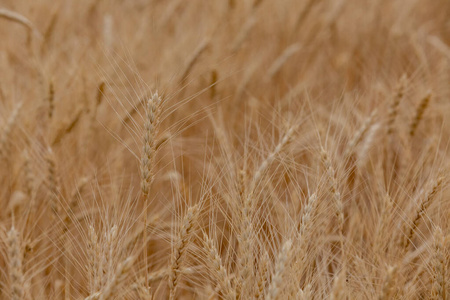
[[320, 147, 345, 252], [373, 193, 393, 264], [378, 266, 397, 300], [402, 176, 445, 251], [329, 269, 346, 300], [409, 91, 431, 137], [46, 147, 60, 215], [297, 284, 312, 300], [0, 102, 22, 158], [344, 110, 377, 158], [249, 125, 296, 196], [203, 233, 236, 300], [87, 225, 99, 293], [180, 39, 210, 83], [255, 251, 269, 299], [265, 240, 293, 300], [85, 256, 134, 300], [47, 79, 55, 119], [168, 204, 199, 300], [7, 227, 25, 300], [237, 126, 295, 294], [387, 74, 407, 136], [431, 227, 446, 300], [140, 92, 162, 196], [266, 43, 301, 80], [231, 16, 256, 52]]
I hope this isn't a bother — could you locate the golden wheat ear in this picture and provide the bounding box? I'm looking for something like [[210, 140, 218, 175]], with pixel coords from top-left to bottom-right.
[[409, 91, 431, 137], [168, 204, 200, 300], [6, 226, 25, 300], [202, 233, 236, 300], [431, 227, 446, 299]]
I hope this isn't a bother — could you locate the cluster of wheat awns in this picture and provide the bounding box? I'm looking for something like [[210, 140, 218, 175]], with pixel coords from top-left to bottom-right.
[[1, 0, 450, 299]]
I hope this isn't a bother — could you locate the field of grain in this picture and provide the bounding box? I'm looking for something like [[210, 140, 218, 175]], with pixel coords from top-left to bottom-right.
[[0, 0, 449, 299]]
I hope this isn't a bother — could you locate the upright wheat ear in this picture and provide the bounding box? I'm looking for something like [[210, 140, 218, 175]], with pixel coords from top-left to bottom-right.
[[249, 125, 296, 195], [387, 74, 407, 136], [374, 193, 393, 264], [180, 39, 210, 83], [265, 240, 293, 300], [238, 125, 296, 295], [266, 43, 301, 80], [320, 147, 345, 252], [409, 91, 431, 137], [378, 266, 397, 300], [203, 233, 236, 300], [47, 79, 55, 120], [85, 256, 134, 300], [402, 176, 445, 251], [231, 16, 256, 52], [431, 227, 446, 300], [87, 225, 99, 293], [330, 269, 346, 300], [46, 147, 60, 215], [141, 92, 162, 196], [344, 110, 377, 158], [0, 102, 22, 158], [7, 227, 25, 300], [168, 204, 199, 300], [255, 251, 269, 299]]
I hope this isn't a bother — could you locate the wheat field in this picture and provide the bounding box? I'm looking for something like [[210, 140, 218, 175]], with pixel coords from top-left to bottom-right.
[[0, 0, 449, 299]]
